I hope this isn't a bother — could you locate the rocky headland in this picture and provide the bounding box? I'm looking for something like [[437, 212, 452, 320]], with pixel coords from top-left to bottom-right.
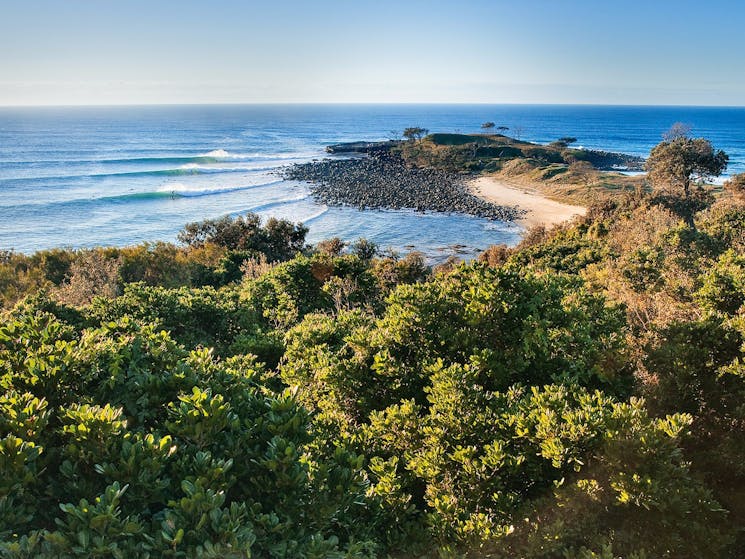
[[283, 149, 525, 222]]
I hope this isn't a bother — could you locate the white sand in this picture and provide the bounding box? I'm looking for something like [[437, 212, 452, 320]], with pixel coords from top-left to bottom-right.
[[469, 176, 586, 228]]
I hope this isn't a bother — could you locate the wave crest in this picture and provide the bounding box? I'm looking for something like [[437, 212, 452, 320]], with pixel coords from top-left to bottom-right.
[[156, 180, 285, 198], [202, 149, 231, 158]]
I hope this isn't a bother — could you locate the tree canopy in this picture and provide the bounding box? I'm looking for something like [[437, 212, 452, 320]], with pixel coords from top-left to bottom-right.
[[177, 214, 308, 262], [646, 136, 728, 197]]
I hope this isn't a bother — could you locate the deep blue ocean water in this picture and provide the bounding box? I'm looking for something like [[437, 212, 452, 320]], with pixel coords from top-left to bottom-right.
[[1, 104, 744, 259]]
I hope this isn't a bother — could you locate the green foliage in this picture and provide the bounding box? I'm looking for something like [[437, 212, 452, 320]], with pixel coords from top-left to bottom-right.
[[522, 146, 565, 163], [509, 224, 610, 274], [646, 136, 728, 197], [700, 202, 745, 251], [178, 213, 308, 262], [0, 313, 374, 558], [396, 133, 642, 175], [283, 264, 627, 421], [427, 133, 493, 146], [402, 127, 429, 141], [696, 249, 745, 314], [242, 252, 414, 330], [404, 382, 619, 544], [0, 213, 311, 310], [281, 263, 632, 548], [498, 402, 730, 558], [0, 250, 52, 310], [87, 284, 269, 360]]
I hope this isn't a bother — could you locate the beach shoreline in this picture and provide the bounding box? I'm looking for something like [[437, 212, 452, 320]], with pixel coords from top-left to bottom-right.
[[468, 176, 586, 228]]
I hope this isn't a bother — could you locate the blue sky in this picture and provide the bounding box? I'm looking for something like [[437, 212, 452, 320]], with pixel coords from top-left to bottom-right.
[[1, 0, 743, 105]]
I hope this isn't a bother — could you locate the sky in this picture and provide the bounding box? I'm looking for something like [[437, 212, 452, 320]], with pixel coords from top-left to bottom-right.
[[1, 0, 744, 106]]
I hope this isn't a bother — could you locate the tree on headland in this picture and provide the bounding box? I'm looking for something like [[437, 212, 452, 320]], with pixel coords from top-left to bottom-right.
[[497, 125, 509, 134], [402, 127, 429, 141], [646, 136, 728, 198], [481, 121, 495, 134], [552, 136, 578, 148], [646, 133, 728, 228]]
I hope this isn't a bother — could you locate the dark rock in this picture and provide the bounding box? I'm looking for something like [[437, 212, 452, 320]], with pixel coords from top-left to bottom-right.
[[281, 151, 525, 222], [325, 140, 402, 154]]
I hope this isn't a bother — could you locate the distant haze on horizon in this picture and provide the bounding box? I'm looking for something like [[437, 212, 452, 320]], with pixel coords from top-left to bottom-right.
[[2, 0, 744, 107]]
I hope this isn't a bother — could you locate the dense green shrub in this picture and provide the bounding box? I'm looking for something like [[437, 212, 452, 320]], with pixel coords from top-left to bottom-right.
[[178, 214, 308, 263], [87, 284, 268, 360], [0, 313, 374, 558], [497, 402, 730, 558], [696, 249, 745, 314], [509, 225, 610, 275], [281, 264, 634, 547], [241, 252, 419, 330], [283, 264, 628, 422]]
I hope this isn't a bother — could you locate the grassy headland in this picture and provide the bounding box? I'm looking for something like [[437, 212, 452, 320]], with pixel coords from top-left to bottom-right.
[[396, 132, 646, 206]]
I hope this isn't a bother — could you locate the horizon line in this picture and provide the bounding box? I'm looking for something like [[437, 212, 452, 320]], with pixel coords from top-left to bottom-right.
[[2, 101, 745, 109]]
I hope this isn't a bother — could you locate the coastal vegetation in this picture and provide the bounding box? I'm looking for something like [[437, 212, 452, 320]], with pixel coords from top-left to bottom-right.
[[1, 133, 745, 558], [395, 132, 643, 174], [402, 127, 429, 142]]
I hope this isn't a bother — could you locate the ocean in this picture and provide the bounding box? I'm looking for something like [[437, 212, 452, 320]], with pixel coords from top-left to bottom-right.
[[1, 104, 744, 259]]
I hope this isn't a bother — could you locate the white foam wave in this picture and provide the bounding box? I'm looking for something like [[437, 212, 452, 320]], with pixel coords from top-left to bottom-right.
[[298, 206, 329, 223], [157, 180, 284, 198], [484, 221, 522, 232], [178, 162, 279, 174], [247, 194, 311, 213], [199, 149, 321, 161], [202, 149, 231, 158]]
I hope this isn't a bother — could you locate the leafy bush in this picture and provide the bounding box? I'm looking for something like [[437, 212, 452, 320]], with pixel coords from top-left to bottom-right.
[[0, 313, 374, 557], [498, 402, 731, 558], [281, 264, 633, 547], [87, 284, 268, 360], [178, 213, 308, 262]]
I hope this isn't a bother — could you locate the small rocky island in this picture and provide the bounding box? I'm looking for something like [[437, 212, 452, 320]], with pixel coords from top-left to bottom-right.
[[283, 146, 526, 222]]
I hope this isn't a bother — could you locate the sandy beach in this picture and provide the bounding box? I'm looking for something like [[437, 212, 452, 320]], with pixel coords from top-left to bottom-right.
[[469, 176, 586, 228]]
